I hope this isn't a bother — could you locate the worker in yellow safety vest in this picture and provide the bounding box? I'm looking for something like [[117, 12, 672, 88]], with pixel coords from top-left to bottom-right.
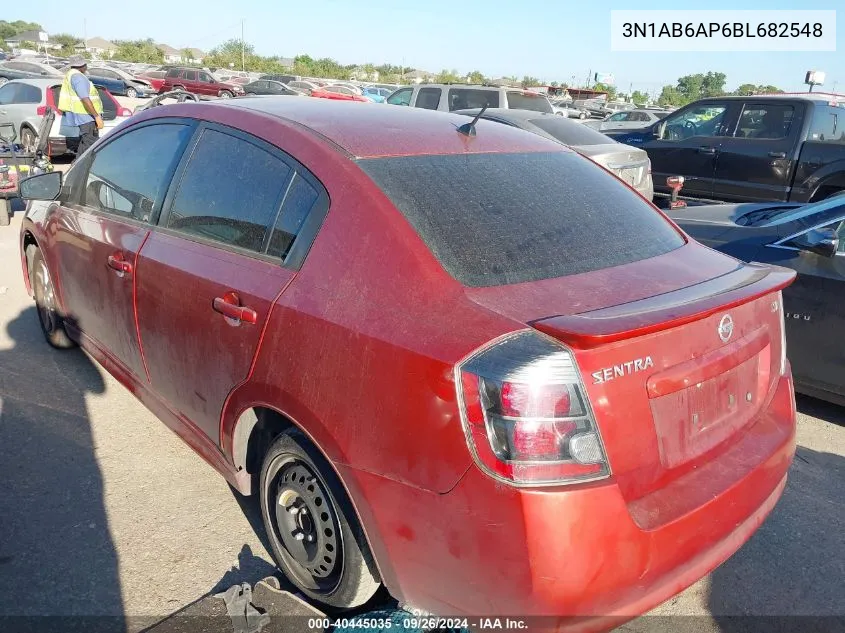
[[58, 56, 104, 157]]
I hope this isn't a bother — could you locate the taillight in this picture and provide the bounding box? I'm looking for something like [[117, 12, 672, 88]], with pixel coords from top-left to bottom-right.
[[119, 108, 132, 117], [456, 330, 610, 486], [36, 106, 47, 116]]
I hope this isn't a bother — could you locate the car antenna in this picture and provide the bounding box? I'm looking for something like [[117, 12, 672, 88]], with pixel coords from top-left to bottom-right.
[[457, 104, 489, 137]]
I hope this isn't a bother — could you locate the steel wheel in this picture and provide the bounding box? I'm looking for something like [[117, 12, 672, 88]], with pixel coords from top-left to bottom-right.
[[126, 86, 137, 99], [219, 90, 233, 99], [259, 430, 380, 609]]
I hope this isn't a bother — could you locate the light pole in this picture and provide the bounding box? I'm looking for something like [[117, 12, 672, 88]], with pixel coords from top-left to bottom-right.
[[241, 20, 245, 71]]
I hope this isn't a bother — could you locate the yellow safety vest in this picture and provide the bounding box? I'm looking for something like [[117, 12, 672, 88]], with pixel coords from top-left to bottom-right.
[[57, 69, 103, 116]]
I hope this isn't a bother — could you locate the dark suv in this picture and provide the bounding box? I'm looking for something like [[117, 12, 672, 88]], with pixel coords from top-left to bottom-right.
[[160, 67, 244, 98]]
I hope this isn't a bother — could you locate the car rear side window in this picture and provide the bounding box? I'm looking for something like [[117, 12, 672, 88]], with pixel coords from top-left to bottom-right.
[[506, 92, 553, 113], [415, 87, 442, 110], [165, 128, 292, 254], [734, 104, 795, 139], [266, 173, 319, 260], [83, 123, 193, 221], [358, 152, 684, 287], [808, 107, 840, 142], [448, 89, 500, 111]]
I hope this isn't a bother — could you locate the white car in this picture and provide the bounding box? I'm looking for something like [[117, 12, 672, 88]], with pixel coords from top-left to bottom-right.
[[0, 78, 131, 155], [582, 109, 667, 132]]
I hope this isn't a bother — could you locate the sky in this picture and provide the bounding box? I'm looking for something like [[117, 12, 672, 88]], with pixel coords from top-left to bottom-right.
[[8, 1, 843, 95]]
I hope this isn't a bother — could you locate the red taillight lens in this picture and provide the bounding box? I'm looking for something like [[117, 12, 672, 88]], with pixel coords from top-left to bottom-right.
[[119, 108, 132, 117], [457, 331, 609, 485], [37, 106, 48, 116]]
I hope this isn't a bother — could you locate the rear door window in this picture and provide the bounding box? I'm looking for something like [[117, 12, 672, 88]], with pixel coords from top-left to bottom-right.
[[414, 87, 442, 110], [184, 70, 198, 81], [164, 128, 293, 254], [266, 173, 319, 260], [734, 104, 795, 139], [506, 91, 553, 113], [808, 106, 839, 142], [359, 152, 684, 287]]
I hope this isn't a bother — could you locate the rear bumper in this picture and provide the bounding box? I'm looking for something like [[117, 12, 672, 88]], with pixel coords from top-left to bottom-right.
[[345, 371, 796, 630]]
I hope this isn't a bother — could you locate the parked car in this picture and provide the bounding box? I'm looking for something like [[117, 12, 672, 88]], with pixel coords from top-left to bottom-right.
[[88, 65, 154, 99], [160, 67, 245, 98], [669, 195, 845, 404], [320, 84, 363, 97], [59, 64, 151, 100], [582, 109, 666, 132], [0, 63, 36, 87], [606, 95, 845, 204], [552, 101, 588, 119], [243, 80, 307, 97], [288, 80, 320, 95], [17, 98, 796, 627], [310, 88, 368, 102], [360, 87, 389, 103], [386, 83, 554, 113], [0, 60, 62, 78], [582, 100, 636, 119], [454, 108, 653, 199], [137, 69, 166, 93], [0, 78, 130, 155], [259, 74, 299, 84]]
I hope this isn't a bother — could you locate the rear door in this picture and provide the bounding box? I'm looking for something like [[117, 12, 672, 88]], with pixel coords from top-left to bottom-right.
[[761, 215, 845, 396], [135, 123, 328, 442], [413, 87, 443, 110], [49, 120, 194, 379], [712, 101, 804, 202], [642, 100, 739, 198]]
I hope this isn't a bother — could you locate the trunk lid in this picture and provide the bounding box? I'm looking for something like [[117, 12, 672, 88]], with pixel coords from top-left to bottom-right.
[[466, 245, 795, 503]]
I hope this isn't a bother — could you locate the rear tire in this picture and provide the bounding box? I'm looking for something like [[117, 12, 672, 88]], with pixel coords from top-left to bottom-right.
[[27, 246, 76, 349], [259, 430, 380, 610], [0, 199, 10, 226]]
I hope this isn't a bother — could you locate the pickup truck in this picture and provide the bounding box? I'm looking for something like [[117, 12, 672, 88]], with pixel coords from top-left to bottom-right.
[[605, 94, 845, 203]]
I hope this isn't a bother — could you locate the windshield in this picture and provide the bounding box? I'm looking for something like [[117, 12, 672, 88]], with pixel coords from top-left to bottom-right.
[[358, 152, 683, 287]]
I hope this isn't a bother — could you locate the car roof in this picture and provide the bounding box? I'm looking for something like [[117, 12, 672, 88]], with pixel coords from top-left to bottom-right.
[[694, 94, 840, 104], [4, 77, 61, 87], [193, 98, 567, 159], [453, 107, 554, 123]]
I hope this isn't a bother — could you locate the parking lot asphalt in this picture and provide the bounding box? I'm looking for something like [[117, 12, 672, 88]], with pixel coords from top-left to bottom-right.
[[0, 103, 843, 632]]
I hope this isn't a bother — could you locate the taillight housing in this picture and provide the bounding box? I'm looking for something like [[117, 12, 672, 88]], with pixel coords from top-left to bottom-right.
[[119, 107, 132, 117], [456, 330, 610, 486]]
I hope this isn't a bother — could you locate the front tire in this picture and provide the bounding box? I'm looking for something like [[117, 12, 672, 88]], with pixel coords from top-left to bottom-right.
[[125, 86, 138, 99], [27, 246, 76, 349], [20, 127, 36, 153], [219, 90, 234, 99], [260, 430, 380, 610]]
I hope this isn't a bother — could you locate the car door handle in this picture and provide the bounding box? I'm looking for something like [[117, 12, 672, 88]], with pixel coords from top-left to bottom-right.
[[768, 151, 787, 159], [107, 253, 133, 276], [212, 292, 257, 325], [698, 146, 717, 155]]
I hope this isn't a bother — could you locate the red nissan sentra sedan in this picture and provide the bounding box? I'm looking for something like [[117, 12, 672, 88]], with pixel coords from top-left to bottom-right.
[[17, 98, 797, 629]]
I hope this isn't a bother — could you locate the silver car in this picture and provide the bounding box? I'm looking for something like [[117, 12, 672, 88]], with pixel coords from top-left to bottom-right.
[[552, 100, 589, 119], [582, 109, 667, 132], [454, 107, 654, 200]]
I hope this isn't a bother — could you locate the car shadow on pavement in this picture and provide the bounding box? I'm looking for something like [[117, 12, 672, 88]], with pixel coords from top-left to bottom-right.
[[707, 440, 845, 632], [0, 307, 122, 632]]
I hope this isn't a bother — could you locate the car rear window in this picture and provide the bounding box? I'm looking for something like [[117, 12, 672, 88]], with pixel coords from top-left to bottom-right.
[[528, 116, 619, 146], [358, 152, 683, 287], [448, 88, 501, 111], [506, 91, 553, 113]]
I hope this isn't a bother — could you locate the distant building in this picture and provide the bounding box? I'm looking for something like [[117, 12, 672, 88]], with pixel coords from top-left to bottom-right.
[[4, 29, 60, 52], [490, 77, 520, 88], [78, 37, 118, 59], [157, 44, 184, 64], [186, 48, 205, 64]]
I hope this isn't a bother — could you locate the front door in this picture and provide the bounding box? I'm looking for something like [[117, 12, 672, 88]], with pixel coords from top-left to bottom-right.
[[49, 120, 194, 379], [762, 216, 845, 397], [643, 100, 737, 198], [712, 101, 804, 202], [135, 124, 323, 442]]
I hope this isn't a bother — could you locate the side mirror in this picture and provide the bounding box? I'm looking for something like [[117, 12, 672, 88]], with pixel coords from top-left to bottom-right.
[[20, 171, 63, 201], [793, 227, 839, 258]]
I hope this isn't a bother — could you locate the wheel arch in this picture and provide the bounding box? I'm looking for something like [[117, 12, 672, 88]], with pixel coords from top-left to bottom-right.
[[228, 402, 399, 597]]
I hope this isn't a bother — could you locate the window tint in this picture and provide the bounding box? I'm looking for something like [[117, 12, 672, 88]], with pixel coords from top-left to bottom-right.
[[506, 91, 553, 113], [198, 72, 212, 82], [608, 112, 628, 121], [387, 87, 412, 106], [84, 123, 192, 222], [166, 129, 292, 253], [415, 87, 441, 110], [0, 84, 16, 104], [808, 107, 840, 142], [358, 152, 683, 287], [166, 68, 181, 78], [448, 88, 499, 111], [267, 173, 319, 260], [734, 104, 794, 139], [184, 70, 197, 81], [660, 104, 729, 141]]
